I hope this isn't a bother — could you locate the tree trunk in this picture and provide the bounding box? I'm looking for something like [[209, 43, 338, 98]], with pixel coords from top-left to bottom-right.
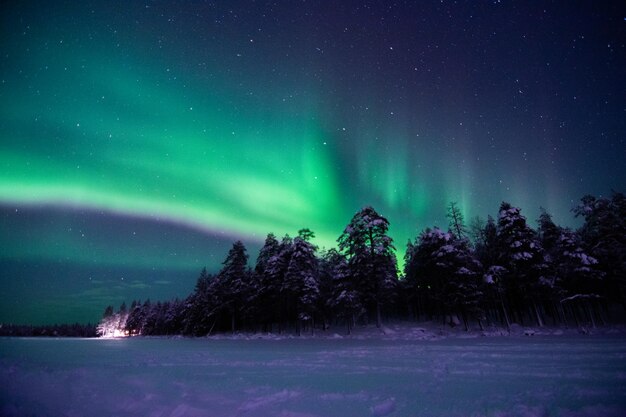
[[586, 301, 597, 328], [556, 302, 567, 326], [376, 302, 382, 328], [533, 303, 544, 327], [500, 295, 511, 331], [572, 304, 581, 327]]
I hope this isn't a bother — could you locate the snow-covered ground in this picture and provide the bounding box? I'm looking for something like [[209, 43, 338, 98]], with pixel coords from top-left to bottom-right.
[[1, 325, 625, 417]]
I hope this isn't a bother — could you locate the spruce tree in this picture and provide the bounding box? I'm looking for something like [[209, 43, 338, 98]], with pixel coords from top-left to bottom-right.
[[324, 249, 363, 334], [283, 236, 319, 333], [538, 209, 561, 256], [405, 227, 483, 329], [255, 233, 280, 275], [468, 216, 486, 247], [573, 192, 626, 309], [554, 228, 604, 326], [447, 201, 467, 240], [265, 235, 294, 330], [338, 206, 398, 327], [182, 268, 218, 335], [216, 241, 249, 333], [496, 202, 549, 326]]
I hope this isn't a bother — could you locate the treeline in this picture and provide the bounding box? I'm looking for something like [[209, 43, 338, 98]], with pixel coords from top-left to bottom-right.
[[0, 323, 97, 337], [99, 192, 626, 337]]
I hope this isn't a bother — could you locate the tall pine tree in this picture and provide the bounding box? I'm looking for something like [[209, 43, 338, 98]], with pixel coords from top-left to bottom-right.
[[447, 201, 467, 240], [283, 236, 319, 333], [496, 202, 549, 326], [216, 241, 249, 333], [338, 206, 397, 327]]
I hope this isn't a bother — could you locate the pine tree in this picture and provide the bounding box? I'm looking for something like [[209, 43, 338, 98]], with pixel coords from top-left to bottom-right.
[[247, 234, 281, 331], [404, 227, 483, 329], [468, 216, 506, 328], [318, 249, 345, 330], [141, 300, 156, 335], [403, 238, 422, 320], [125, 301, 142, 335], [475, 215, 500, 270], [255, 233, 280, 275], [324, 249, 363, 334], [216, 241, 250, 333], [573, 192, 626, 309], [283, 236, 319, 333], [103, 305, 114, 318], [297, 228, 316, 242], [447, 201, 467, 240], [537, 210, 564, 311], [554, 228, 604, 326], [264, 235, 294, 331], [496, 202, 549, 326], [162, 299, 184, 334], [182, 268, 218, 335], [468, 216, 486, 247], [338, 206, 398, 328], [97, 305, 119, 337], [538, 209, 561, 256]]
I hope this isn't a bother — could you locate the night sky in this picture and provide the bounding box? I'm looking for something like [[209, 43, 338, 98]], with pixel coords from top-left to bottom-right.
[[1, 1, 624, 325]]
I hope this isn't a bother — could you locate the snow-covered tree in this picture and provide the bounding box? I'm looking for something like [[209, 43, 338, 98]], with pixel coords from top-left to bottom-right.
[[537, 210, 566, 305], [216, 241, 250, 333], [255, 233, 280, 276], [181, 268, 219, 335], [283, 236, 319, 333], [404, 227, 483, 329], [338, 206, 398, 328], [554, 228, 604, 326], [496, 202, 549, 326], [538, 209, 561, 256], [162, 299, 184, 334], [97, 303, 129, 337], [322, 249, 363, 334], [573, 192, 626, 308], [263, 235, 294, 330]]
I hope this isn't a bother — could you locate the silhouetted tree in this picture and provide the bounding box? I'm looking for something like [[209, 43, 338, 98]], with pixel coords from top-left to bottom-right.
[[496, 202, 549, 326], [283, 236, 319, 333], [404, 227, 483, 330], [96, 191, 626, 338], [338, 206, 398, 327], [216, 241, 249, 333], [447, 201, 467, 240], [574, 192, 626, 309]]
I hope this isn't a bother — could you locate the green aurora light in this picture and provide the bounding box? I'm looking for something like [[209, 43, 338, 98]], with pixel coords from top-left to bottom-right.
[[1, 1, 624, 324]]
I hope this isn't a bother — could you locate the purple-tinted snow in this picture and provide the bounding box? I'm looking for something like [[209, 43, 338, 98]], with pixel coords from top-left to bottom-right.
[[1, 326, 625, 417]]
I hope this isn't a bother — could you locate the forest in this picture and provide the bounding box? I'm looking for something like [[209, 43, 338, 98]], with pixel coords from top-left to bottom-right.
[[0, 323, 97, 337], [97, 192, 626, 337]]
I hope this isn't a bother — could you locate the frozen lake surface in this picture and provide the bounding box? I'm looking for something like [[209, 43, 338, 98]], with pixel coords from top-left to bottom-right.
[[1, 332, 626, 417]]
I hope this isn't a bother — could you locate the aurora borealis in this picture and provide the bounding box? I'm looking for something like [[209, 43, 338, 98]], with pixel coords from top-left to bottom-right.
[[1, 1, 625, 324]]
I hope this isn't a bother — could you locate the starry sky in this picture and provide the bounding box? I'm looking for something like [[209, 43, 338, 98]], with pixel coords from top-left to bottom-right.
[[1, 1, 625, 325]]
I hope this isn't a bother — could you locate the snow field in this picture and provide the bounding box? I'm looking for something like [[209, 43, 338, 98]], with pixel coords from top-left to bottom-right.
[[1, 331, 625, 417]]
